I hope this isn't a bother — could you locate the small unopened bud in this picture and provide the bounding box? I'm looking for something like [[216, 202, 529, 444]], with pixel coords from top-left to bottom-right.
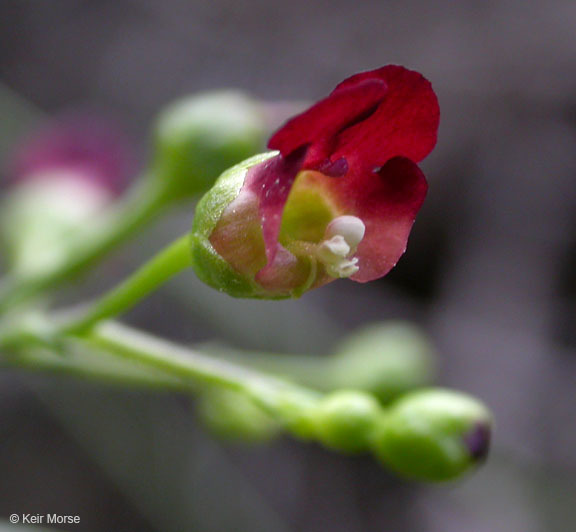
[[329, 323, 435, 402], [371, 389, 492, 482], [313, 390, 382, 453], [153, 91, 266, 198], [198, 388, 280, 444]]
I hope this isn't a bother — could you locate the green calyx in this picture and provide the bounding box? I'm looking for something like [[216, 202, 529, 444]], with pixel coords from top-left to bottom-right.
[[190, 152, 280, 299], [190, 153, 348, 299], [152, 91, 266, 199], [371, 389, 492, 482]]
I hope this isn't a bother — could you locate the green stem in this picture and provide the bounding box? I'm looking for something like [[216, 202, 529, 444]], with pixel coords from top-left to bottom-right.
[[88, 323, 321, 432], [2, 317, 318, 410], [0, 175, 172, 313], [88, 322, 275, 391], [3, 342, 190, 392], [1, 319, 493, 481], [2, 318, 321, 435], [84, 322, 320, 426], [206, 345, 329, 388], [62, 235, 193, 334]]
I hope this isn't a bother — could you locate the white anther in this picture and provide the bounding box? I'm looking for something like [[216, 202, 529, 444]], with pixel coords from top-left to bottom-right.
[[324, 216, 365, 253], [325, 258, 359, 278], [317, 235, 350, 264], [316, 216, 365, 279]]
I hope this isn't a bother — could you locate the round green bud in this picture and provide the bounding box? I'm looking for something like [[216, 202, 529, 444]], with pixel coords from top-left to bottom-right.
[[197, 388, 280, 444], [152, 91, 266, 199], [329, 322, 435, 403], [372, 388, 492, 482], [313, 390, 383, 453]]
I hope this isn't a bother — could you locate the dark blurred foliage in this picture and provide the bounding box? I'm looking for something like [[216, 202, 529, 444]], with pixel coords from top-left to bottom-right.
[[0, 1, 575, 531]]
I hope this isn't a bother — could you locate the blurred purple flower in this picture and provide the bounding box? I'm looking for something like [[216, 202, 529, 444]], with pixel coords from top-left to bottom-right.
[[6, 113, 135, 195]]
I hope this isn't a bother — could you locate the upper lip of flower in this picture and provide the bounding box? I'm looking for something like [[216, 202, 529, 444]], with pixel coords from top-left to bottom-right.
[[268, 78, 389, 176], [244, 65, 439, 284], [268, 66, 439, 172]]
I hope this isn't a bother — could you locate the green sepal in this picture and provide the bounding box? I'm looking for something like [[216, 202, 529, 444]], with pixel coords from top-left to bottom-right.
[[190, 152, 291, 299]]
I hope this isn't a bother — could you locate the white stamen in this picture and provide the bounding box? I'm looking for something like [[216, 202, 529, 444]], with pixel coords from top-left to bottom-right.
[[317, 215, 365, 278], [326, 258, 359, 278], [317, 235, 350, 264], [325, 215, 365, 253]]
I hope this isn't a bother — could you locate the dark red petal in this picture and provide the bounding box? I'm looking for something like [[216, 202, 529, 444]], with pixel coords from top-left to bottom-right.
[[268, 79, 388, 168], [244, 148, 307, 266], [351, 157, 427, 281], [311, 157, 427, 282], [331, 65, 439, 168]]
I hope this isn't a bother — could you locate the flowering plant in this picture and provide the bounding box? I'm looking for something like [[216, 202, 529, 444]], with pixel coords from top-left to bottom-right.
[[0, 66, 491, 482]]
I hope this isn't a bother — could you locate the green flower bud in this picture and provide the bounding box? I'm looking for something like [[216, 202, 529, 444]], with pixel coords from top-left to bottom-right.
[[198, 388, 280, 444], [329, 322, 436, 402], [371, 389, 492, 482], [313, 390, 383, 453], [152, 91, 266, 198]]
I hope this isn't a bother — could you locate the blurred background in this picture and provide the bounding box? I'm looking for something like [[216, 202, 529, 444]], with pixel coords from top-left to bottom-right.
[[1, 1, 576, 531]]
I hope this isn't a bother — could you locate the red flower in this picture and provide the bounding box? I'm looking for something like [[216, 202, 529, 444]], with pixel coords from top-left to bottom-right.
[[195, 65, 439, 298]]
